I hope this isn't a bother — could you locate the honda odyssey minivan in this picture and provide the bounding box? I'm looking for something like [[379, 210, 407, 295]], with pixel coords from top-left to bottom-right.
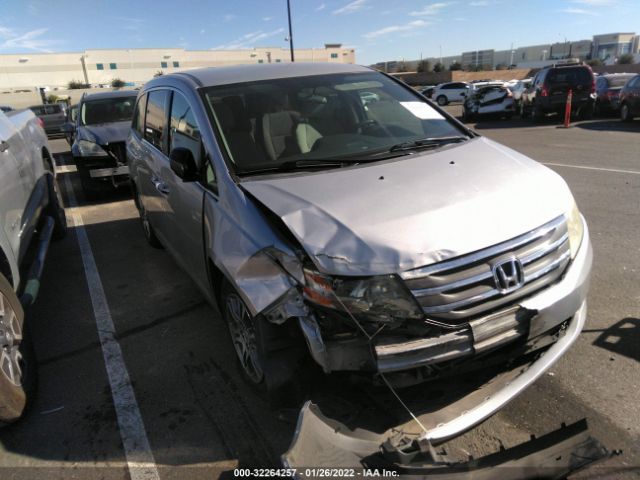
[[126, 63, 591, 444]]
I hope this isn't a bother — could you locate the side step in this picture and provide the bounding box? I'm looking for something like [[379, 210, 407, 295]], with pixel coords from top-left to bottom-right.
[[19, 216, 54, 308]]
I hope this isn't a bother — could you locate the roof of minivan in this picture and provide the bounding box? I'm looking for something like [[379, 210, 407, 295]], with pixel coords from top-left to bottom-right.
[[171, 62, 372, 87], [81, 90, 138, 101]]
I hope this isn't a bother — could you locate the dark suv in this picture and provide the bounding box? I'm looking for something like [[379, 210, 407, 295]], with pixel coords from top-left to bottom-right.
[[64, 90, 137, 198], [521, 63, 595, 122]]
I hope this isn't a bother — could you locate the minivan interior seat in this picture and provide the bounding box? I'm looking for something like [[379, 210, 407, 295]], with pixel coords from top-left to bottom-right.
[[215, 102, 267, 166]]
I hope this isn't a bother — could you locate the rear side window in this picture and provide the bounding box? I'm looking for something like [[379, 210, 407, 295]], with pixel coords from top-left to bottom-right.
[[547, 67, 592, 85], [145, 90, 169, 152], [169, 91, 202, 165], [30, 106, 44, 115], [133, 93, 147, 136]]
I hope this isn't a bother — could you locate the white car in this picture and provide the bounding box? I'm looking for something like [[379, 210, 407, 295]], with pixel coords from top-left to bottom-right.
[[510, 78, 533, 103], [0, 109, 66, 425], [432, 81, 469, 106]]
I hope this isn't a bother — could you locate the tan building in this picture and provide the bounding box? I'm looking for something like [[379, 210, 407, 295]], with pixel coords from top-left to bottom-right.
[[0, 44, 355, 89]]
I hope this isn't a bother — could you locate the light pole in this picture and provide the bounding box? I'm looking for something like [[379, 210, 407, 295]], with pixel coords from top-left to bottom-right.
[[287, 0, 294, 62]]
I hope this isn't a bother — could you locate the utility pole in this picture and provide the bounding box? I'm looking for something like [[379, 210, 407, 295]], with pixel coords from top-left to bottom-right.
[[287, 0, 295, 62]]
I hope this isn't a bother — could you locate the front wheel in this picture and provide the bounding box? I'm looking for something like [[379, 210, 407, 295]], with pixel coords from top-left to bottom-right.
[[0, 273, 36, 426], [221, 282, 302, 406], [436, 95, 448, 106], [134, 186, 162, 249]]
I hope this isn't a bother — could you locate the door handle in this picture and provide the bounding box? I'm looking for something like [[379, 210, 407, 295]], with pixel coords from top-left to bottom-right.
[[151, 176, 170, 195], [0, 141, 9, 153]]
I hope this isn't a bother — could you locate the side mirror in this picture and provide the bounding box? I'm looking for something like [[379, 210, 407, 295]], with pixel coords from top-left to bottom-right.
[[169, 147, 198, 181], [61, 122, 75, 133], [461, 92, 466, 97]]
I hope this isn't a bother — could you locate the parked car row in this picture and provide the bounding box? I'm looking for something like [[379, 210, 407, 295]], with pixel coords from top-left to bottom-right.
[[418, 62, 640, 124]]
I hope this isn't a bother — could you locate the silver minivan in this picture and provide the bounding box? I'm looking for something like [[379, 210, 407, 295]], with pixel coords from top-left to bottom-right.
[[127, 63, 590, 447]]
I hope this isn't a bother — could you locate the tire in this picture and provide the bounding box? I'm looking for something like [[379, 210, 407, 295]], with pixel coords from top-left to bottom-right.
[[593, 101, 601, 117], [620, 103, 633, 122], [580, 103, 593, 120], [134, 186, 162, 249], [221, 282, 301, 406], [532, 104, 544, 123], [436, 95, 448, 106], [0, 273, 36, 426]]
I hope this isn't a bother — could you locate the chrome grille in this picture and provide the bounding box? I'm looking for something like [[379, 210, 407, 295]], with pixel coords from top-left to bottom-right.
[[401, 216, 570, 325]]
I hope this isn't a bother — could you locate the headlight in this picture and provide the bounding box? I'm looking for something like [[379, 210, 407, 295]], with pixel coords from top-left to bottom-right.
[[567, 202, 584, 259], [303, 269, 424, 323], [76, 139, 108, 157]]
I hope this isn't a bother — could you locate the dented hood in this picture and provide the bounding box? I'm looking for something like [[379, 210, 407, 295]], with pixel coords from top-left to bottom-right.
[[242, 137, 575, 276]]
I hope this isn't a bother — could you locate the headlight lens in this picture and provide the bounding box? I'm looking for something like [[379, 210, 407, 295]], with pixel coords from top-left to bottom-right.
[[567, 203, 584, 259], [303, 269, 424, 323], [76, 139, 108, 157]]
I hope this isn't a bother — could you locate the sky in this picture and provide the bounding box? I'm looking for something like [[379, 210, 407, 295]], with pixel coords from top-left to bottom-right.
[[0, 0, 639, 65]]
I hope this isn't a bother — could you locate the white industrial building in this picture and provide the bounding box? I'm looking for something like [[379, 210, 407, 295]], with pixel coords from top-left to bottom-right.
[[0, 44, 355, 90]]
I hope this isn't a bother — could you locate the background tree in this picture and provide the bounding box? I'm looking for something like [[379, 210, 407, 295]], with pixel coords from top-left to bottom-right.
[[68, 80, 90, 89], [395, 61, 409, 73], [618, 53, 635, 64], [416, 60, 432, 73], [111, 78, 126, 88], [433, 62, 444, 72], [586, 58, 603, 67], [449, 61, 462, 71], [495, 63, 508, 70]]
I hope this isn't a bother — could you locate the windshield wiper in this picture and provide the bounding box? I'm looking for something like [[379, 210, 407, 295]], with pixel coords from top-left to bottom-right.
[[237, 157, 381, 175], [389, 135, 468, 153]]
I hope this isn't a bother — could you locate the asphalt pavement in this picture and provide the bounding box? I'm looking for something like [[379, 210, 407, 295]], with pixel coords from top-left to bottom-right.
[[0, 111, 638, 479]]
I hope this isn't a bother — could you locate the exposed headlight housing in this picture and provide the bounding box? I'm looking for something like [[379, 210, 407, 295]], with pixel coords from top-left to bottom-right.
[[567, 202, 584, 259], [76, 139, 108, 157], [303, 269, 424, 323]]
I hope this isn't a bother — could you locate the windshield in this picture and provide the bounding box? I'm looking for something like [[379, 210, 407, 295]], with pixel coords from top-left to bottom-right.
[[81, 96, 136, 125], [203, 72, 465, 174]]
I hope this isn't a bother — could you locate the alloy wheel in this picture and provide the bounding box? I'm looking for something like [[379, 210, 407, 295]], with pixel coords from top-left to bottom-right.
[[225, 294, 264, 384], [0, 292, 24, 387]]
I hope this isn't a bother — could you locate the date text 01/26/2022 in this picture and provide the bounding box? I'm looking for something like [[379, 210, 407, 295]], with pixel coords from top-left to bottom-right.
[[233, 468, 399, 477]]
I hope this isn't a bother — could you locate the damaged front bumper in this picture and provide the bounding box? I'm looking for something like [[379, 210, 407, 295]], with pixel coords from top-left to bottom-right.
[[297, 222, 592, 444], [282, 403, 610, 479]]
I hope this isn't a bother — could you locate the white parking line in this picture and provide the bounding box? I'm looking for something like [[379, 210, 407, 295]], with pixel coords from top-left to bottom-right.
[[542, 162, 640, 175], [61, 173, 160, 480]]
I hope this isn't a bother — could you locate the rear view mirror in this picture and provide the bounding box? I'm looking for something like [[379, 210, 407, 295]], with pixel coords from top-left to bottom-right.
[[169, 147, 198, 181], [61, 122, 75, 133]]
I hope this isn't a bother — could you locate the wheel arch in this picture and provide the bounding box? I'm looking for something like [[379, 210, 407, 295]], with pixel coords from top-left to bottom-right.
[[0, 248, 14, 289]]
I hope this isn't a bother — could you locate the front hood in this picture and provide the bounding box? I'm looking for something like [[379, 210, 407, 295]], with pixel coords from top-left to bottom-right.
[[77, 121, 130, 145], [242, 137, 575, 276]]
